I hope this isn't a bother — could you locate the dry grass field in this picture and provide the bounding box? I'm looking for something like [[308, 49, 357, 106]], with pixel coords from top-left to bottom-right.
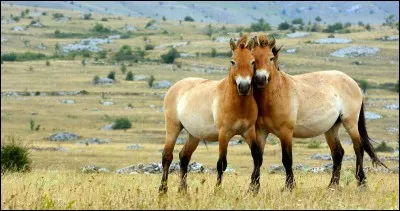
[[1, 3, 399, 210]]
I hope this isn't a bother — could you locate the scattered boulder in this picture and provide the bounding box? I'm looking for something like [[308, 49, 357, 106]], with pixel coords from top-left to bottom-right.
[[380, 35, 399, 41], [1, 18, 16, 25], [312, 38, 352, 44], [152, 80, 172, 89], [49, 132, 80, 141], [1, 35, 7, 43], [62, 36, 119, 54], [93, 78, 115, 85], [285, 48, 297, 53], [101, 101, 114, 106], [351, 61, 362, 65], [101, 123, 115, 131], [81, 165, 109, 173], [77, 138, 111, 145], [268, 164, 285, 173], [53, 17, 71, 22], [147, 23, 159, 30], [309, 163, 333, 173], [311, 153, 332, 160], [214, 37, 230, 43], [123, 24, 137, 32], [383, 104, 399, 110], [37, 43, 47, 50], [30, 22, 43, 27], [228, 139, 243, 146], [133, 75, 148, 81], [176, 138, 185, 145], [156, 42, 188, 50], [387, 127, 398, 133], [180, 53, 196, 58], [126, 144, 142, 149], [286, 32, 309, 38], [115, 161, 205, 174], [365, 111, 382, 120], [363, 166, 393, 174], [12, 26, 25, 32], [330, 46, 380, 57], [59, 99, 75, 104], [224, 166, 236, 173], [31, 146, 70, 152]]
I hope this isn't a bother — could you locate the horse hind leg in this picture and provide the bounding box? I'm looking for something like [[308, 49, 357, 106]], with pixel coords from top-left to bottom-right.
[[178, 134, 200, 193], [324, 119, 344, 188], [342, 116, 366, 186], [159, 117, 182, 194]]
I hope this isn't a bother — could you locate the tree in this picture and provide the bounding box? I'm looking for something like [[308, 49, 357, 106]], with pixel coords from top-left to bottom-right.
[[358, 80, 369, 94], [107, 71, 115, 80], [125, 71, 134, 81], [121, 63, 127, 74], [211, 48, 217, 57], [162, 16, 166, 22], [278, 22, 291, 30], [365, 24, 371, 31], [161, 48, 180, 64], [148, 75, 155, 88], [385, 14, 396, 28], [250, 18, 271, 32], [315, 16, 322, 22], [292, 18, 304, 25], [184, 16, 194, 22], [205, 24, 213, 38]]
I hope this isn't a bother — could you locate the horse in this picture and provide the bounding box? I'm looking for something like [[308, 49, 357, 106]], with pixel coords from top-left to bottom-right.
[[251, 34, 387, 190], [159, 35, 264, 194]]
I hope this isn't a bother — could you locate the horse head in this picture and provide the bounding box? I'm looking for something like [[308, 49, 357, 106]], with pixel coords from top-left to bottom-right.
[[229, 34, 255, 96], [252, 35, 282, 88]]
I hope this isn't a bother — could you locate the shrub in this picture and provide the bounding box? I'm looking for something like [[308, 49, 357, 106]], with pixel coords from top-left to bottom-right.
[[307, 140, 322, 149], [292, 18, 304, 25], [35, 91, 41, 96], [323, 22, 343, 33], [83, 13, 92, 20], [204, 24, 213, 38], [162, 16, 166, 22], [1, 136, 31, 173], [126, 71, 134, 81], [145, 44, 154, 50], [107, 71, 116, 80], [328, 34, 335, 38], [278, 22, 291, 30], [358, 80, 369, 93], [184, 16, 194, 22], [121, 63, 127, 74], [375, 141, 394, 152], [250, 18, 271, 32], [81, 59, 86, 66], [12, 16, 20, 22], [145, 20, 156, 28], [365, 24, 371, 31], [98, 50, 107, 59], [112, 118, 132, 130], [42, 12, 47, 16], [315, 16, 322, 22], [46, 60, 50, 66], [29, 119, 40, 131], [148, 75, 155, 88], [52, 12, 64, 19], [211, 48, 217, 57], [101, 17, 108, 21], [78, 90, 89, 95], [344, 22, 352, 28], [1, 52, 46, 62], [161, 48, 180, 64], [93, 75, 100, 84], [91, 23, 111, 33]]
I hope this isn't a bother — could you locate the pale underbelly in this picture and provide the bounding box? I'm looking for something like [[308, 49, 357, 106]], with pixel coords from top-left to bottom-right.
[[293, 110, 340, 138]]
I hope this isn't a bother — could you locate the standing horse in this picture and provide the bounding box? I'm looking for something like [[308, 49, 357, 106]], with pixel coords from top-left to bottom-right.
[[159, 35, 264, 194], [251, 35, 386, 190]]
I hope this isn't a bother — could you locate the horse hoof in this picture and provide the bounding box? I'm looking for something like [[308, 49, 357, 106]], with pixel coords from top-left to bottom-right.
[[178, 185, 187, 194], [247, 184, 260, 196], [159, 185, 168, 194]]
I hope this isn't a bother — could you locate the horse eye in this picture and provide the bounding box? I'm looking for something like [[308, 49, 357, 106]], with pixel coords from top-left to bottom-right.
[[269, 57, 274, 62], [230, 60, 235, 65], [251, 61, 255, 66]]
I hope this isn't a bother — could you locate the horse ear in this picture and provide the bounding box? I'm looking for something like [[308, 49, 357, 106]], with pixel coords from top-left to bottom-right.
[[229, 38, 237, 51], [253, 36, 259, 47], [272, 44, 283, 61], [269, 36, 276, 49], [246, 37, 255, 50]]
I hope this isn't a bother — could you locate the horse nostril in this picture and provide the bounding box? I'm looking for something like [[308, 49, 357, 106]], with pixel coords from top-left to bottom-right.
[[238, 83, 242, 90]]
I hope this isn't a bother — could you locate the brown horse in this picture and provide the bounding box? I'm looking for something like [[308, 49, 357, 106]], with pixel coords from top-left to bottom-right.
[[159, 35, 263, 194], [251, 34, 387, 190]]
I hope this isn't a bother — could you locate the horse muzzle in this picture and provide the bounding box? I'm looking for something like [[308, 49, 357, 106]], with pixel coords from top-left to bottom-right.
[[255, 70, 269, 89], [237, 82, 251, 96]]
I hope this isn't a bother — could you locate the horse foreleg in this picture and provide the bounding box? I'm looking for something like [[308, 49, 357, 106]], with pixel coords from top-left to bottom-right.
[[216, 132, 232, 188], [178, 134, 200, 193], [280, 128, 295, 191], [245, 127, 265, 195]]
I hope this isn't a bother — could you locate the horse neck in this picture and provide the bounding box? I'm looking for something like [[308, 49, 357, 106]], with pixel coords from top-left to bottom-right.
[[259, 69, 289, 101]]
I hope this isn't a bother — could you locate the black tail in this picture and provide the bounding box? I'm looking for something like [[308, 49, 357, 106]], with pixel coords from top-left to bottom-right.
[[358, 101, 388, 168]]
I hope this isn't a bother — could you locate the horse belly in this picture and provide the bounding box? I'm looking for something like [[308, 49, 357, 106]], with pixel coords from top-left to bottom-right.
[[293, 106, 340, 138], [177, 96, 219, 141]]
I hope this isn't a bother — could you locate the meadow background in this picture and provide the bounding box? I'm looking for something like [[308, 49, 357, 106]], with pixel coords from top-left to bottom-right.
[[1, 2, 399, 209]]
